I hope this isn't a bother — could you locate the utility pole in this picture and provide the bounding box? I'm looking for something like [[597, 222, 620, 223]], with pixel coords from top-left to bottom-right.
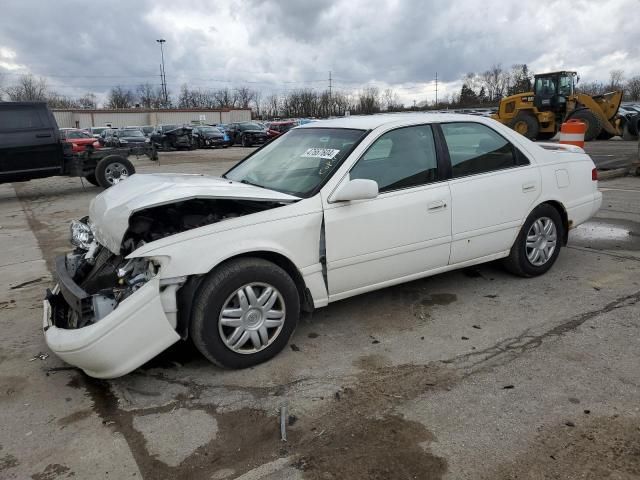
[[328, 71, 332, 116], [156, 39, 168, 105], [435, 72, 438, 107]]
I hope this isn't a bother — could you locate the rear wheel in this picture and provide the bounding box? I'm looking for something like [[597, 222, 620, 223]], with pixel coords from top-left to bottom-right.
[[84, 173, 100, 186], [569, 110, 602, 141], [503, 204, 563, 277], [191, 258, 300, 369], [95, 155, 135, 188], [510, 112, 539, 140]]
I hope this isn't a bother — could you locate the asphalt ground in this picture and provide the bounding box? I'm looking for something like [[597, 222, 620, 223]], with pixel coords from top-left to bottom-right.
[[0, 144, 639, 479]]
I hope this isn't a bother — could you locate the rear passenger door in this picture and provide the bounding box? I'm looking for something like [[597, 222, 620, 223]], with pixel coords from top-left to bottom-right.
[[0, 103, 61, 181], [438, 122, 541, 264]]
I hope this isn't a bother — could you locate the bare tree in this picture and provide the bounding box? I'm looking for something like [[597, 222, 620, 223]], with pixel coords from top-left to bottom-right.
[[357, 87, 380, 114], [137, 83, 163, 108], [609, 69, 624, 90], [4, 74, 48, 101], [106, 86, 134, 109], [382, 88, 402, 111], [213, 88, 238, 108], [625, 76, 640, 101], [46, 93, 79, 109], [235, 87, 255, 109], [78, 93, 97, 109]]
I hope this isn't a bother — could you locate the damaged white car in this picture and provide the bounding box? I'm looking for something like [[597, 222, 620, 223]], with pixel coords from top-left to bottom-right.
[[44, 114, 602, 378]]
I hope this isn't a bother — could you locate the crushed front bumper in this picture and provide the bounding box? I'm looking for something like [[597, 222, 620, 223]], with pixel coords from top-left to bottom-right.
[[43, 261, 180, 379]]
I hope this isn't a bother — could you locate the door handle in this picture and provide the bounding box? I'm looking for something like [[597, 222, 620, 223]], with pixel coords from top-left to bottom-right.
[[35, 133, 52, 138], [428, 200, 447, 211], [522, 182, 536, 192]]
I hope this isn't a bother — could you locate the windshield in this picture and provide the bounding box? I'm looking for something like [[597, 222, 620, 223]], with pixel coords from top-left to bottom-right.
[[121, 129, 144, 137], [161, 124, 178, 132], [240, 123, 264, 131], [91, 127, 107, 134], [63, 130, 91, 139], [198, 127, 218, 133], [225, 127, 366, 197]]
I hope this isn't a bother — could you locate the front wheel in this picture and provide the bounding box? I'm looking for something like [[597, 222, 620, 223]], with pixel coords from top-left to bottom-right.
[[191, 258, 300, 369], [503, 204, 563, 277], [95, 155, 135, 188], [241, 135, 252, 147]]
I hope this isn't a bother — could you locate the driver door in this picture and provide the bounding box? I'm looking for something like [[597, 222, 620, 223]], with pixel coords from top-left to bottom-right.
[[323, 124, 452, 300]]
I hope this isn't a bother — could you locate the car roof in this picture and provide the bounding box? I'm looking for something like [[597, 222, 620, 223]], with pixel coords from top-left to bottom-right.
[[296, 113, 498, 130]]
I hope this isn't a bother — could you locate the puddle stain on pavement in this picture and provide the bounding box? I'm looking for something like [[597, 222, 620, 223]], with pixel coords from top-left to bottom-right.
[[65, 360, 456, 480], [570, 218, 640, 251]]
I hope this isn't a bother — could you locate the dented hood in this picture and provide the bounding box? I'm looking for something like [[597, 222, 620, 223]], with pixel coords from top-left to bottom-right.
[[89, 173, 299, 254]]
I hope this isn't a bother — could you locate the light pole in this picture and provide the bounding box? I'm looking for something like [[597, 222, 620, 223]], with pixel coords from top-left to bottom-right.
[[156, 39, 168, 105]]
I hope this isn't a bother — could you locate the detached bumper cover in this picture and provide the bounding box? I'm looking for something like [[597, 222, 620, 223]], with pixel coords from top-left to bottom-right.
[[43, 275, 180, 379]]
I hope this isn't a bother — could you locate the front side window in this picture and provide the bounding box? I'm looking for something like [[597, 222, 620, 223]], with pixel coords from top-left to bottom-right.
[[225, 128, 366, 197], [441, 122, 526, 178], [0, 107, 44, 130], [350, 125, 438, 193]]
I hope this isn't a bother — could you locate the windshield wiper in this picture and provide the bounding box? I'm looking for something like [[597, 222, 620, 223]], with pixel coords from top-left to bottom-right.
[[239, 178, 264, 189]]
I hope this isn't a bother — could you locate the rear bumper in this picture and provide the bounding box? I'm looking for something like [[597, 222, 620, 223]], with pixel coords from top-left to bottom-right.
[[44, 273, 180, 379]]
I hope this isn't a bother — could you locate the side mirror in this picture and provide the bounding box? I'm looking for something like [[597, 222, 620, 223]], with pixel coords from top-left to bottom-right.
[[331, 178, 379, 202]]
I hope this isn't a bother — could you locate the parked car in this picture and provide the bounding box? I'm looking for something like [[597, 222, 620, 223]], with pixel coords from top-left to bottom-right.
[[266, 120, 296, 139], [89, 126, 109, 138], [59, 128, 101, 153], [0, 102, 139, 188], [150, 125, 195, 150], [226, 122, 268, 147], [102, 128, 149, 148], [617, 106, 640, 137], [127, 125, 154, 137], [192, 125, 229, 148], [43, 113, 602, 378]]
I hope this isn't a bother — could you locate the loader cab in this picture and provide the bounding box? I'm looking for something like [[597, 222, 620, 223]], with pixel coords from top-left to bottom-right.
[[533, 71, 576, 112]]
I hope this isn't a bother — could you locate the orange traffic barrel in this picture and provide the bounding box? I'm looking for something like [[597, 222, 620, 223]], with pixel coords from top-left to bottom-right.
[[559, 119, 586, 148]]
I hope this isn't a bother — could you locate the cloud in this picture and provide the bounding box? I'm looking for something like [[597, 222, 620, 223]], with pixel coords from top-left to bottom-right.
[[0, 0, 637, 105]]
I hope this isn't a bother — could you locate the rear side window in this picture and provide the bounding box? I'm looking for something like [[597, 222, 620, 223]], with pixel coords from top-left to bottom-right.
[[350, 124, 438, 193], [440, 122, 528, 178], [0, 106, 45, 130]]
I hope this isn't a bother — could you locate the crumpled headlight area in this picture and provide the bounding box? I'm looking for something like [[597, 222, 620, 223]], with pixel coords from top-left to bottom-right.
[[70, 219, 95, 250]]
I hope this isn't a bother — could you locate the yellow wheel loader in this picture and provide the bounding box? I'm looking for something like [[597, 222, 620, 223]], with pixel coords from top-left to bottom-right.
[[492, 71, 623, 141]]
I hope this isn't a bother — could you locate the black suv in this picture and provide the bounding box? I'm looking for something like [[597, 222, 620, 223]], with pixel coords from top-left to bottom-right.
[[226, 122, 268, 147]]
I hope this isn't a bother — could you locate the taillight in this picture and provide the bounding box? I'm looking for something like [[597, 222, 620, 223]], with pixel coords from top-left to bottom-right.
[[592, 168, 598, 181]]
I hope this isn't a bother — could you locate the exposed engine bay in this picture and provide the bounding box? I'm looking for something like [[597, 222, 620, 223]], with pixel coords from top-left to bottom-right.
[[48, 199, 284, 330], [121, 198, 283, 255]]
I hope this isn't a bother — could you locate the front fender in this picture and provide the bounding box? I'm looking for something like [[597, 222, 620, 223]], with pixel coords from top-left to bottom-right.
[[128, 210, 324, 280]]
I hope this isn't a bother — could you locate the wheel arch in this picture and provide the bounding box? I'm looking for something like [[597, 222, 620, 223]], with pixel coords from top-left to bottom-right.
[[533, 199, 569, 245], [176, 250, 313, 339]]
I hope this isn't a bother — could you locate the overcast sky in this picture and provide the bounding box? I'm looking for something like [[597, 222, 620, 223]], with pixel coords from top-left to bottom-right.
[[0, 0, 637, 106]]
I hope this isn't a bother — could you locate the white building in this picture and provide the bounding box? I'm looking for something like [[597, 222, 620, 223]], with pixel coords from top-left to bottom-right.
[[52, 108, 252, 129]]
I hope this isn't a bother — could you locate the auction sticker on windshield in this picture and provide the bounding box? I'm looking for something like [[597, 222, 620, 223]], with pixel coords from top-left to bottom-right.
[[301, 148, 340, 159]]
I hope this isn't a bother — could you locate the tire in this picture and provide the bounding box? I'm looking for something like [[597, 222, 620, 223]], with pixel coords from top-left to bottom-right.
[[84, 173, 100, 186], [622, 121, 638, 141], [94, 155, 135, 188], [629, 115, 640, 137], [502, 204, 564, 277], [162, 139, 171, 151], [241, 135, 252, 147], [509, 112, 539, 140], [536, 131, 556, 140], [569, 110, 602, 141], [191, 257, 300, 369]]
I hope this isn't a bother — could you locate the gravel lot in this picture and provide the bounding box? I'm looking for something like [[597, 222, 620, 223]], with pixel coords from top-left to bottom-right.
[[1, 145, 639, 480]]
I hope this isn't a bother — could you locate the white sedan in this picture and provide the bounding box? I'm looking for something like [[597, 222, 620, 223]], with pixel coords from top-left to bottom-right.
[[44, 114, 602, 378]]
